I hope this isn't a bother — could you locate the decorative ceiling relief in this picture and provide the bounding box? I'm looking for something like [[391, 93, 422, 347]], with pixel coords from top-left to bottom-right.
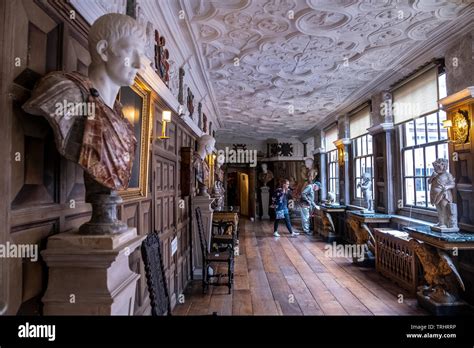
[[183, 0, 471, 139]]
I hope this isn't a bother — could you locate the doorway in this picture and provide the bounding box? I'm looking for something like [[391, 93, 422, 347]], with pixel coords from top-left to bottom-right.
[[238, 173, 249, 216], [224, 167, 256, 219]]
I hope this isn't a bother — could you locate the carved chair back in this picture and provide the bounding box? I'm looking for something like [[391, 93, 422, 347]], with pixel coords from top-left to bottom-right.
[[141, 231, 171, 316], [195, 207, 209, 257]]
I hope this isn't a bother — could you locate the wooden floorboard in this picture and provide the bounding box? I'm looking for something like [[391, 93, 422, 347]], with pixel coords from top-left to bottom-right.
[[173, 218, 427, 316]]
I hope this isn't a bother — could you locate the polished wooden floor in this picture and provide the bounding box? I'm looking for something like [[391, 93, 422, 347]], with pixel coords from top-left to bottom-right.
[[173, 219, 427, 316]]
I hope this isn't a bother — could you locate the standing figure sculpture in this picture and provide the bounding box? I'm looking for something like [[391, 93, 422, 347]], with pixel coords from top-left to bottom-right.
[[187, 88, 195, 118], [297, 157, 318, 198], [258, 163, 274, 187], [23, 13, 146, 235], [325, 192, 336, 205], [429, 158, 459, 232], [212, 154, 225, 211], [357, 172, 373, 213], [193, 135, 216, 197]]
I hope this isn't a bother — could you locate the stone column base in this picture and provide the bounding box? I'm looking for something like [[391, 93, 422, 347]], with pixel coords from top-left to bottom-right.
[[261, 186, 270, 220], [41, 228, 145, 315], [192, 196, 214, 279]]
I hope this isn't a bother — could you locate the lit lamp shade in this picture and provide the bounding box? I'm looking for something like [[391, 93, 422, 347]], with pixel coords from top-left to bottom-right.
[[442, 120, 452, 128], [162, 110, 172, 122], [123, 106, 136, 124]]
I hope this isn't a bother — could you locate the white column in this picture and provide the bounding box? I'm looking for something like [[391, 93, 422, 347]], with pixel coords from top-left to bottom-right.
[[191, 196, 214, 279]]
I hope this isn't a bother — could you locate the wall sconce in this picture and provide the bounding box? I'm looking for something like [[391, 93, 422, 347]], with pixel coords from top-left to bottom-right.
[[159, 110, 171, 140], [442, 119, 453, 143], [443, 109, 471, 144], [442, 119, 452, 128]]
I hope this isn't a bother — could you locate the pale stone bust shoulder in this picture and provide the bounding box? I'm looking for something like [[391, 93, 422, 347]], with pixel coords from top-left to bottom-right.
[[22, 72, 87, 160]]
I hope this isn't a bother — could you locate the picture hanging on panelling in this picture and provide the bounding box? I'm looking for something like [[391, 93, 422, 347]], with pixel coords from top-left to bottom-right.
[[118, 76, 153, 199]]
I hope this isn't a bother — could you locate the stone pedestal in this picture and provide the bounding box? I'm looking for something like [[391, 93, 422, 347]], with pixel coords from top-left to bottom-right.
[[417, 288, 472, 315], [260, 186, 270, 220], [79, 173, 129, 235], [192, 196, 214, 279], [41, 228, 145, 315], [320, 204, 346, 242], [352, 249, 375, 268]]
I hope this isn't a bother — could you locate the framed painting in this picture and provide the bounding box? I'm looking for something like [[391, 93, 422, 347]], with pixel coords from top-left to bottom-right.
[[118, 76, 153, 199]]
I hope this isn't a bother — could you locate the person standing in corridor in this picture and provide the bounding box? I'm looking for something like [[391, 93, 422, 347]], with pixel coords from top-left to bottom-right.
[[271, 179, 299, 237], [300, 180, 319, 235]]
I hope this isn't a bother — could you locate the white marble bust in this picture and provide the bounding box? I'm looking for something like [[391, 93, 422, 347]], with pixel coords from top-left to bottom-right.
[[259, 163, 274, 187], [193, 134, 215, 196], [23, 13, 146, 235]]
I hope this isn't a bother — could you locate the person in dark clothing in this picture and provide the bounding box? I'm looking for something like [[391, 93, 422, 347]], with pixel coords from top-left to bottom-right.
[[271, 179, 299, 237]]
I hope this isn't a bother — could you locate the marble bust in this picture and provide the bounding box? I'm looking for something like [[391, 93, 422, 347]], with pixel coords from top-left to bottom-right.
[[358, 172, 373, 213], [326, 192, 336, 205], [258, 163, 274, 187], [22, 14, 146, 235], [303, 157, 318, 183], [212, 154, 225, 210], [429, 158, 459, 232], [298, 157, 318, 196], [193, 134, 216, 197]]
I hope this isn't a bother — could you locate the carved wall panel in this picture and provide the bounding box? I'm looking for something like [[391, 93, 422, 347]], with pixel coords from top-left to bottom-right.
[[449, 101, 474, 232], [152, 98, 196, 308], [5, 0, 71, 315], [2, 0, 196, 315], [10, 219, 58, 315]]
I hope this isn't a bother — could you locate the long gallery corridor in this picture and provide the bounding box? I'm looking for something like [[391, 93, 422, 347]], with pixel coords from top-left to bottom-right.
[[174, 219, 426, 316], [2, 2, 474, 345]]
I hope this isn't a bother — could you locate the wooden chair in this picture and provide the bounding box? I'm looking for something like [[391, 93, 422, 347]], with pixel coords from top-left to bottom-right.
[[195, 207, 234, 294], [211, 219, 236, 253], [141, 231, 171, 316]]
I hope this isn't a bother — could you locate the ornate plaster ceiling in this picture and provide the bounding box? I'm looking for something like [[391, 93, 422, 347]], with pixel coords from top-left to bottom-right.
[[183, 0, 472, 139]]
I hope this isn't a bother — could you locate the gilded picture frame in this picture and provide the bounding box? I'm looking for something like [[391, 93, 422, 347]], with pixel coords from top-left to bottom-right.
[[118, 76, 153, 199]]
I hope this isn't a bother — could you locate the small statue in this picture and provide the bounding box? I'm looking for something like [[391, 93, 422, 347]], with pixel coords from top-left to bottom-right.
[[144, 22, 155, 64], [154, 30, 161, 74], [258, 163, 274, 187], [197, 103, 203, 130], [203, 113, 208, 133], [429, 158, 459, 232], [357, 172, 373, 213], [163, 49, 170, 86], [193, 134, 215, 197], [304, 157, 318, 183], [326, 192, 336, 205], [178, 68, 185, 105], [297, 157, 318, 198], [211, 155, 225, 211], [158, 36, 166, 79], [187, 87, 195, 118]]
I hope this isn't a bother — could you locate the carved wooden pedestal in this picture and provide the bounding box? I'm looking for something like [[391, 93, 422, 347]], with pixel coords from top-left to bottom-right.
[[41, 228, 145, 315], [405, 226, 474, 315], [320, 204, 346, 242], [347, 211, 391, 266]]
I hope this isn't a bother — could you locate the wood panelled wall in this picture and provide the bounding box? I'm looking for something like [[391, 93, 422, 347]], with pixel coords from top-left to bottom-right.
[[1, 0, 196, 315]]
